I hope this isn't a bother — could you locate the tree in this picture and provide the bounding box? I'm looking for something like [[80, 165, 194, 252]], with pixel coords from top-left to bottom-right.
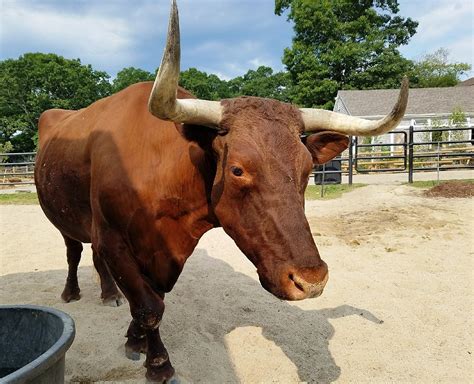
[[0, 141, 13, 163], [112, 67, 155, 93], [228, 66, 292, 102], [449, 106, 467, 128], [411, 48, 471, 88], [179, 68, 232, 100], [275, 0, 418, 109], [0, 53, 111, 152]]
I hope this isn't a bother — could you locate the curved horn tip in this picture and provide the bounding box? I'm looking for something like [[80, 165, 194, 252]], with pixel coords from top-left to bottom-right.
[[148, 0, 223, 126], [393, 75, 410, 117], [401, 75, 409, 87], [170, 0, 179, 29], [401, 75, 409, 96], [300, 75, 410, 136]]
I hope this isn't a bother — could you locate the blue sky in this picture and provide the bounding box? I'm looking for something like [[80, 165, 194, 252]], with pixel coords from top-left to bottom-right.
[[1, 0, 473, 81]]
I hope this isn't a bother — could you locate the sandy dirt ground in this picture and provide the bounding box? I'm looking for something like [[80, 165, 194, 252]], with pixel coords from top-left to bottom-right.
[[0, 184, 472, 383]]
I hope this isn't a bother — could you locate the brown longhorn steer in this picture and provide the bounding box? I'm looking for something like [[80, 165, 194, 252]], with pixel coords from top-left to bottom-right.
[[35, 1, 408, 382]]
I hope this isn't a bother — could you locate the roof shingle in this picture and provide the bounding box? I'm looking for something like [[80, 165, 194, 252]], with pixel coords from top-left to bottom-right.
[[335, 86, 474, 117]]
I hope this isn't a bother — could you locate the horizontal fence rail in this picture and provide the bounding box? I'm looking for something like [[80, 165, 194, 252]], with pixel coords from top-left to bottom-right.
[[407, 126, 473, 183], [1, 125, 473, 188], [311, 125, 473, 185], [0, 152, 36, 186]]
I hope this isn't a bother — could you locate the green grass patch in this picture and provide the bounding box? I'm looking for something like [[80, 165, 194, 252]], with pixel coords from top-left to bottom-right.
[[406, 179, 474, 189], [0, 192, 39, 205], [305, 183, 366, 200], [0, 184, 367, 204]]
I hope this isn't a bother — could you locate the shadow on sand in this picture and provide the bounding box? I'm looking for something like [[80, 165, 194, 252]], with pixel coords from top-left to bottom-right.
[[0, 249, 382, 383]]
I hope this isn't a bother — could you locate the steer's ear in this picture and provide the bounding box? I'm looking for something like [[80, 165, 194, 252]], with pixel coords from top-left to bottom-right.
[[304, 131, 349, 165]]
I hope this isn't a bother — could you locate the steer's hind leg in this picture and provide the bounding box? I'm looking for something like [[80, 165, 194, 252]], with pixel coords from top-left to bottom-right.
[[61, 235, 82, 302], [92, 246, 124, 307], [95, 229, 175, 382]]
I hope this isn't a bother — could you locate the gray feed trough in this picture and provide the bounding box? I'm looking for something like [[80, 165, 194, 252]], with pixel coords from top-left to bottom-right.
[[0, 305, 75, 384]]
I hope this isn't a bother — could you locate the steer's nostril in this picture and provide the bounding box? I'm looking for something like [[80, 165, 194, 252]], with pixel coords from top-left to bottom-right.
[[289, 273, 305, 292]]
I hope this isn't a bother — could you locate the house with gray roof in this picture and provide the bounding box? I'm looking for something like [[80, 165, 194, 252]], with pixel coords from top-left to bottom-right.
[[334, 85, 473, 145], [334, 86, 473, 124], [456, 77, 474, 87]]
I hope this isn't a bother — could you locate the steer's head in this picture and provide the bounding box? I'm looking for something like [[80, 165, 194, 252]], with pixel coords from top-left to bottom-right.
[[148, 0, 408, 300], [208, 98, 349, 300]]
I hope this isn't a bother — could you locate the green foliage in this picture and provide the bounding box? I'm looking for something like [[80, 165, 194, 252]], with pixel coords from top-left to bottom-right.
[[0, 141, 13, 163], [430, 107, 467, 144], [179, 68, 233, 100], [448, 106, 467, 143], [410, 48, 471, 88], [0, 141, 13, 154], [228, 66, 292, 102], [430, 117, 448, 142], [179, 67, 292, 101], [449, 106, 466, 128], [275, 0, 417, 108], [112, 67, 155, 93], [0, 54, 296, 154], [0, 53, 111, 152]]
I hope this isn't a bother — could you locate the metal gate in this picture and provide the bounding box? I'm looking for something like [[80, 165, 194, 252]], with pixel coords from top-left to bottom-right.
[[0, 152, 36, 186], [354, 131, 408, 173], [350, 126, 473, 182], [1, 126, 473, 187]]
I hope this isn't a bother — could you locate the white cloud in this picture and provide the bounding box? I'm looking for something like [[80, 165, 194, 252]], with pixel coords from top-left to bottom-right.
[[1, 1, 134, 70], [399, 0, 473, 77], [449, 36, 474, 68], [189, 40, 262, 56], [0, 0, 292, 78], [185, 40, 271, 78], [249, 58, 272, 68], [415, 0, 472, 41]]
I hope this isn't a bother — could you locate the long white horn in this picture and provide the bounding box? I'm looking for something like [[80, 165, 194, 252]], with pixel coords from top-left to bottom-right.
[[300, 77, 409, 136], [148, 0, 222, 127]]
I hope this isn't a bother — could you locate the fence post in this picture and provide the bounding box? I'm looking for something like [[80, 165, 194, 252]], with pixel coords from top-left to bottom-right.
[[348, 136, 353, 185], [320, 163, 326, 198], [436, 141, 440, 184], [408, 125, 414, 183]]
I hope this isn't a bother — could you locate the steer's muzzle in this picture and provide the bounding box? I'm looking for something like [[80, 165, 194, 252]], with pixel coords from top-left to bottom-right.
[[258, 261, 329, 301]]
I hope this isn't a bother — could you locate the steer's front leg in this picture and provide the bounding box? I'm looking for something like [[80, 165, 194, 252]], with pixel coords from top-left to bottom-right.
[[125, 318, 174, 381], [125, 319, 147, 360], [94, 229, 175, 382], [145, 327, 175, 382]]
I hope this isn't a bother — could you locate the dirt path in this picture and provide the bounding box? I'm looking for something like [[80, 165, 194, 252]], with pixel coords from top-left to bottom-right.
[[0, 185, 472, 383]]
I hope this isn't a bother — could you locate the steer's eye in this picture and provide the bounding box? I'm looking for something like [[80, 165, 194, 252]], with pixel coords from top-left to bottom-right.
[[231, 166, 244, 177]]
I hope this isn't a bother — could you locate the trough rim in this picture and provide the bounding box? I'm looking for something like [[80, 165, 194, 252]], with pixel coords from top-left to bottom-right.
[[0, 304, 75, 384]]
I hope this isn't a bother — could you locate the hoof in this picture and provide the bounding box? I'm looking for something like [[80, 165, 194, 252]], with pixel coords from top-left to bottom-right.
[[61, 290, 81, 303], [146, 374, 181, 384], [125, 346, 141, 361], [102, 293, 125, 307], [165, 375, 185, 384], [125, 338, 146, 361], [145, 361, 175, 383]]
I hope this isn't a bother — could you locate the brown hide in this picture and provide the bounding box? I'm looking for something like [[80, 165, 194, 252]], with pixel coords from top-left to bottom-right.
[[35, 81, 349, 381], [36, 83, 216, 293], [36, 82, 346, 300], [305, 132, 349, 165], [210, 97, 329, 300]]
